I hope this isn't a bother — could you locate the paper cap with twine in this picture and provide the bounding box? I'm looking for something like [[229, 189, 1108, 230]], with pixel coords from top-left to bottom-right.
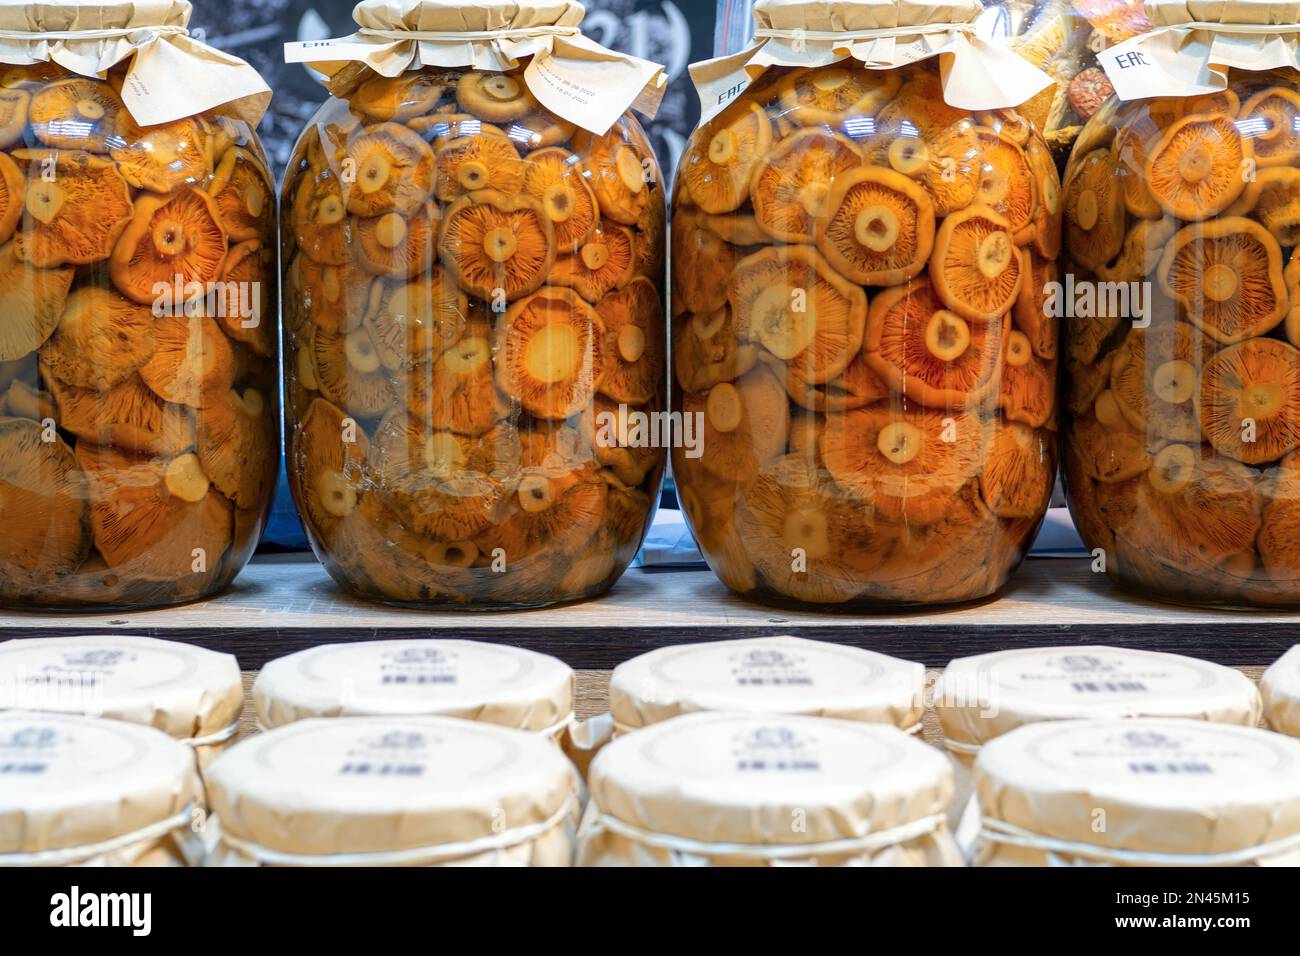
[[0, 634, 243, 761], [578, 711, 961, 866], [689, 0, 1054, 125], [1098, 0, 1300, 99], [0, 0, 270, 126], [205, 716, 580, 866], [252, 639, 575, 738], [0, 711, 203, 866], [285, 0, 667, 135], [1262, 644, 1300, 738], [972, 718, 1300, 866], [935, 645, 1262, 765], [607, 636, 925, 735]]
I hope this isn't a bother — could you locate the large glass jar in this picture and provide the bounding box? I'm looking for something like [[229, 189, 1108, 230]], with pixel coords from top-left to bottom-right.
[[281, 67, 667, 607], [1062, 72, 1300, 606], [0, 61, 278, 609], [670, 59, 1061, 608]]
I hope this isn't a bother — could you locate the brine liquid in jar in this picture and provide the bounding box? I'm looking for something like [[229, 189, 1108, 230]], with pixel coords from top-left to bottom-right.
[[671, 59, 1061, 608], [281, 67, 667, 607], [0, 60, 279, 609], [1062, 73, 1300, 607]]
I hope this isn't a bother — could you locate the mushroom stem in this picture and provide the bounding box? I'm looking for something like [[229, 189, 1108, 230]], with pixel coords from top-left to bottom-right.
[[164, 453, 211, 503], [1202, 263, 1240, 303], [705, 381, 743, 433], [877, 421, 922, 465], [854, 205, 900, 252], [518, 472, 556, 512], [617, 324, 646, 363], [24, 181, 64, 224], [482, 227, 518, 263]]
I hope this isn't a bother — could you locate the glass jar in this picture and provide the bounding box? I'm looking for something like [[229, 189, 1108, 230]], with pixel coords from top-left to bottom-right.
[[1061, 72, 1300, 606], [670, 59, 1061, 608], [281, 67, 667, 607], [0, 62, 278, 609]]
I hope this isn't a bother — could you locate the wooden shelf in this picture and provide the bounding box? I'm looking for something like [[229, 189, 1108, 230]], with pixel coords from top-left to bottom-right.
[[3, 555, 1296, 669]]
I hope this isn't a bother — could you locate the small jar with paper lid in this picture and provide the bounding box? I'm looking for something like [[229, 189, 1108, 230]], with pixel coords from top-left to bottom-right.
[[205, 716, 581, 866], [671, 0, 1062, 609], [1061, 3, 1300, 606], [606, 635, 925, 735], [577, 711, 962, 866], [971, 718, 1300, 866], [0, 635, 244, 772], [252, 639, 575, 740], [0, 711, 204, 866], [1262, 644, 1300, 738], [933, 645, 1263, 843], [280, 0, 669, 608], [0, 2, 279, 610]]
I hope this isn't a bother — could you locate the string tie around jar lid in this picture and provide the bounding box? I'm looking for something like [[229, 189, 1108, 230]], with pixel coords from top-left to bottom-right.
[[0, 805, 197, 867], [580, 809, 951, 862], [751, 22, 977, 42], [0, 25, 189, 40], [213, 797, 578, 867], [356, 25, 583, 42], [976, 817, 1300, 867]]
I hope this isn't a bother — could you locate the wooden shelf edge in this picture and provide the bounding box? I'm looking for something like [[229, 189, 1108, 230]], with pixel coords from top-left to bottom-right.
[[2, 556, 1297, 669]]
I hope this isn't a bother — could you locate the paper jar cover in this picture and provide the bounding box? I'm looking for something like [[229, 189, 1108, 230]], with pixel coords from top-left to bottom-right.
[[205, 716, 577, 858], [0, 0, 270, 125], [253, 639, 573, 734], [0, 635, 242, 743], [608, 636, 924, 733], [935, 645, 1261, 752], [284, 0, 666, 135], [1098, 0, 1300, 100], [0, 711, 200, 857], [975, 718, 1300, 857], [1262, 645, 1300, 738], [587, 711, 953, 847], [689, 0, 1054, 124]]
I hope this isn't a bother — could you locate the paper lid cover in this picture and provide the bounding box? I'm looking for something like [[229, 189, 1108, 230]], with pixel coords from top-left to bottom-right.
[[1098, 0, 1300, 100], [253, 639, 574, 734], [0, 0, 270, 125], [588, 712, 952, 846], [975, 718, 1300, 856], [1262, 645, 1300, 737], [935, 646, 1261, 751], [608, 636, 924, 732], [0, 635, 242, 742], [689, 0, 1054, 124], [0, 711, 200, 856], [284, 0, 667, 135], [206, 716, 576, 857]]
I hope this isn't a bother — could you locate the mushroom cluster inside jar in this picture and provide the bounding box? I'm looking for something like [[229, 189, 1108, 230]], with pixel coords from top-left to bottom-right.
[[1064, 72, 1300, 606], [282, 67, 666, 607], [0, 62, 278, 608], [671, 61, 1061, 607]]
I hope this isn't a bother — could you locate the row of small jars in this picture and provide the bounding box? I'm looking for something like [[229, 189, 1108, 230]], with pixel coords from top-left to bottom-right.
[[5, 54, 1300, 611], [5, 634, 1299, 866]]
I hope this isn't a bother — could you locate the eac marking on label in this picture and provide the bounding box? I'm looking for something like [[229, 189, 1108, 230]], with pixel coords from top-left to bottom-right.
[[1113, 51, 1148, 69], [717, 80, 749, 105]]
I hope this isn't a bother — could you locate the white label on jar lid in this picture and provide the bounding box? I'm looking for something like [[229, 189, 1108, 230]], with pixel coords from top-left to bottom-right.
[[1024, 721, 1293, 787], [970, 647, 1225, 703], [648, 640, 882, 694], [0, 637, 200, 716], [639, 714, 904, 783], [292, 640, 555, 708], [0, 716, 148, 782], [252, 719, 524, 788]]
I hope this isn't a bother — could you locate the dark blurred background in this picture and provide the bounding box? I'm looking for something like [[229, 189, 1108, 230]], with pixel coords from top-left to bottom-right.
[[190, 0, 717, 179]]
